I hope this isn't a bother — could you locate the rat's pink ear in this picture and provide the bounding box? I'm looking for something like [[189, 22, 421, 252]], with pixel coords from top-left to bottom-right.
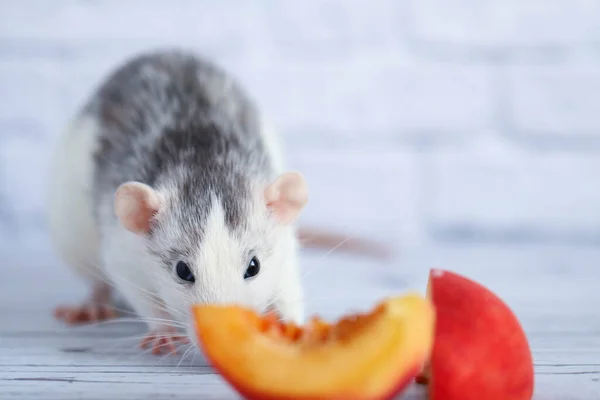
[[114, 182, 162, 235], [264, 172, 308, 224]]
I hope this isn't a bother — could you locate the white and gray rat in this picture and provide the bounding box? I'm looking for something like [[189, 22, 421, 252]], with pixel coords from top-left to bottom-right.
[[46, 49, 312, 353], [46, 49, 389, 354]]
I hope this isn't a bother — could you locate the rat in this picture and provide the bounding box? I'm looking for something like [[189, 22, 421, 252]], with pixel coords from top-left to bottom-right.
[[46, 49, 388, 355]]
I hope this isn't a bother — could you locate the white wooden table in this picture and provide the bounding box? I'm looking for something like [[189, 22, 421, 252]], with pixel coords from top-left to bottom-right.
[[1, 243, 598, 399]]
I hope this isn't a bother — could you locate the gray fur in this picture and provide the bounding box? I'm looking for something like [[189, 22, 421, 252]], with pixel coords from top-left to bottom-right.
[[81, 49, 274, 248]]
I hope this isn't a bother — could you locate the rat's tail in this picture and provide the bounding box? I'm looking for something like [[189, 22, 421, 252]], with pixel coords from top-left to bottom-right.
[[296, 226, 392, 260]]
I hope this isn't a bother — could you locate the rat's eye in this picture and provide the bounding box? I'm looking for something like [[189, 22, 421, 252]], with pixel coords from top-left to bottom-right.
[[244, 256, 260, 280], [176, 261, 195, 283]]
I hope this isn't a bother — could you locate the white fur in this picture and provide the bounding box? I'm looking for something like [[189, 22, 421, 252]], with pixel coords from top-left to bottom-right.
[[259, 116, 286, 175], [46, 116, 103, 285], [48, 112, 305, 344]]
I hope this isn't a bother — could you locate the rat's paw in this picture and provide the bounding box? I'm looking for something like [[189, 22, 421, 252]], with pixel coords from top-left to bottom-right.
[[54, 303, 116, 324], [139, 329, 189, 355]]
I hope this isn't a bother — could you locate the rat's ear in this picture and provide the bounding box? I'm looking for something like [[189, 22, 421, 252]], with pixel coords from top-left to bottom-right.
[[114, 182, 162, 235], [264, 171, 308, 224]]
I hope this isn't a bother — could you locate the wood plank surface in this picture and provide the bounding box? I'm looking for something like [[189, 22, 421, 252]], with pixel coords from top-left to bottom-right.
[[1, 243, 598, 399]]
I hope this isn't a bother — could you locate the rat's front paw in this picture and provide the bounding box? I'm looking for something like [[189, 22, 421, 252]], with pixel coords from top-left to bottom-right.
[[54, 303, 116, 324], [140, 328, 189, 355]]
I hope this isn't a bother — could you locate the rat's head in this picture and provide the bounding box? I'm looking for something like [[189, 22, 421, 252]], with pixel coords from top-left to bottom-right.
[[113, 171, 308, 337]]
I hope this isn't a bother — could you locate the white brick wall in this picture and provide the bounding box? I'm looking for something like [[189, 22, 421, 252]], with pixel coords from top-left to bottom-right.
[[1, 0, 599, 252], [427, 136, 600, 242], [508, 64, 600, 137], [288, 149, 423, 247], [409, 0, 600, 48], [239, 62, 493, 142]]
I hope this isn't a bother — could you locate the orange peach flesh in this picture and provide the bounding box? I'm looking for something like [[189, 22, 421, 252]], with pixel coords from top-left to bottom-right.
[[193, 294, 435, 400]]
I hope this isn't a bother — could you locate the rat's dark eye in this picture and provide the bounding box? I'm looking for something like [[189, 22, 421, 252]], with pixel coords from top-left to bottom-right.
[[176, 261, 195, 283], [244, 257, 260, 280]]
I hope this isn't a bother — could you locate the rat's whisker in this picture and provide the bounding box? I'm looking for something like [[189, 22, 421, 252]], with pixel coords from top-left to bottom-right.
[[265, 295, 353, 313], [176, 344, 197, 369], [188, 346, 200, 364], [312, 235, 355, 263], [95, 317, 187, 329], [92, 334, 162, 350], [97, 334, 188, 361], [135, 336, 186, 359], [108, 275, 186, 320], [67, 257, 186, 321], [52, 333, 161, 358], [65, 318, 182, 331], [264, 235, 356, 308]]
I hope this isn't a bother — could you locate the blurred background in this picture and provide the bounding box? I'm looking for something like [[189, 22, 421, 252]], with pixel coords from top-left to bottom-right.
[[0, 1, 599, 294]]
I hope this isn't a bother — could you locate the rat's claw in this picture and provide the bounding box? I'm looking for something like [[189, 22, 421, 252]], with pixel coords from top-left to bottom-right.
[[54, 304, 116, 324], [139, 331, 189, 355]]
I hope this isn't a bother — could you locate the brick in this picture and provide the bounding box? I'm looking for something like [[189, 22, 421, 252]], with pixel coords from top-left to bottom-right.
[[0, 0, 402, 61], [0, 1, 274, 66], [241, 62, 492, 142], [261, 0, 403, 61], [0, 1, 266, 46], [507, 65, 600, 137], [410, 0, 600, 48], [428, 139, 600, 241], [0, 60, 65, 134], [0, 134, 53, 229], [287, 149, 424, 247]]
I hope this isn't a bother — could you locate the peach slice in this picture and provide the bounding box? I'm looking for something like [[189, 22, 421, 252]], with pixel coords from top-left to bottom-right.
[[193, 294, 435, 400], [420, 269, 534, 400]]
